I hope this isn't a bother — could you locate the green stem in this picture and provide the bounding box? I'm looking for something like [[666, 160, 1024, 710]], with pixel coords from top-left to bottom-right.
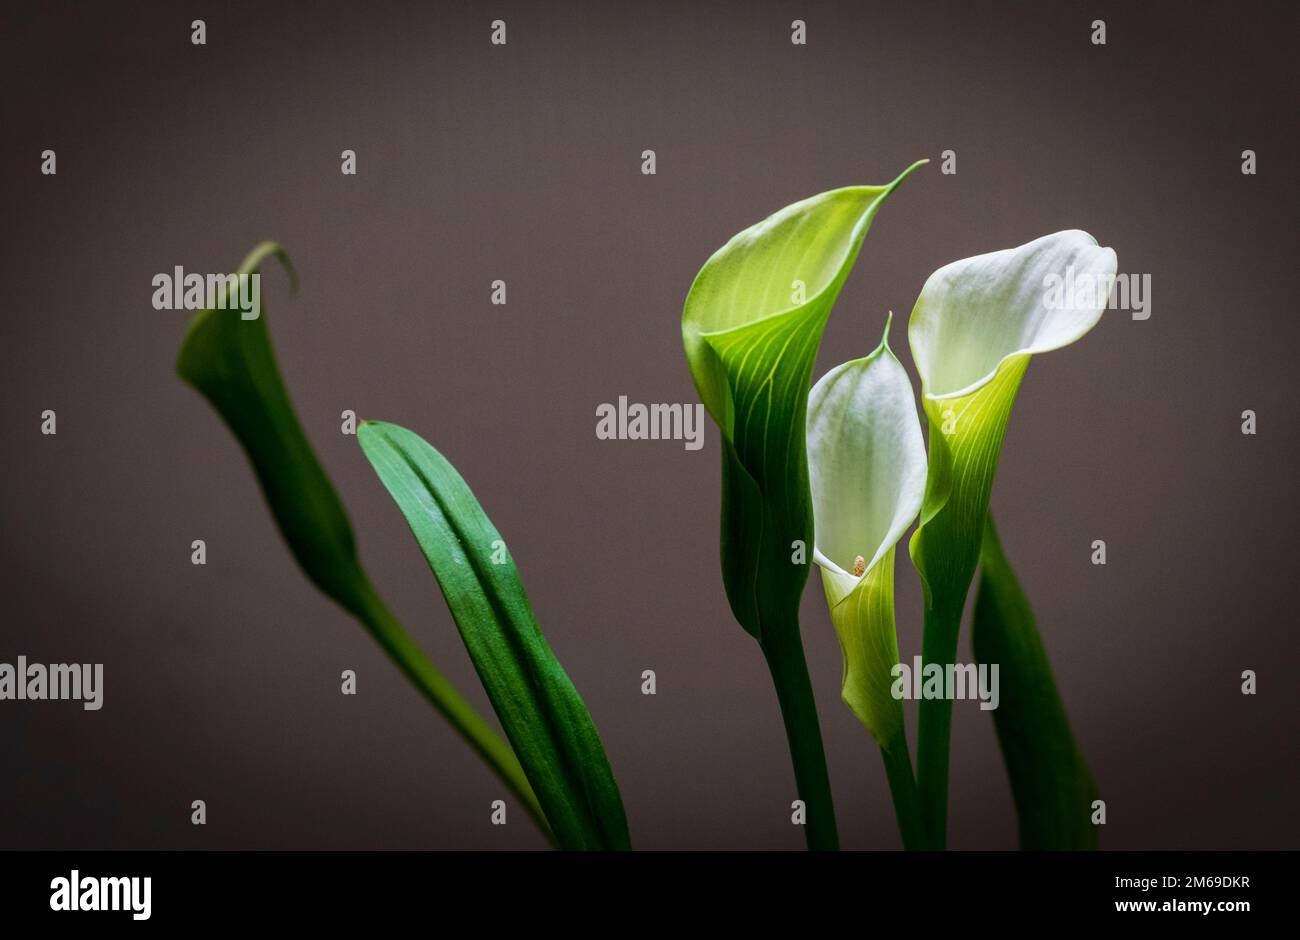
[[762, 624, 840, 850], [881, 740, 930, 850], [355, 583, 557, 847], [916, 599, 961, 849]]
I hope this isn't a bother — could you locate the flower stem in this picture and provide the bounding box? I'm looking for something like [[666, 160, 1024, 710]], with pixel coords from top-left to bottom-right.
[[916, 599, 961, 849], [762, 624, 840, 850], [881, 740, 931, 850]]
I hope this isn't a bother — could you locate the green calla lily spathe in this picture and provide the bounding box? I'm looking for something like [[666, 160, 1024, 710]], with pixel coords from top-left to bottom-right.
[[807, 316, 930, 849], [682, 162, 925, 850], [907, 230, 1116, 847]]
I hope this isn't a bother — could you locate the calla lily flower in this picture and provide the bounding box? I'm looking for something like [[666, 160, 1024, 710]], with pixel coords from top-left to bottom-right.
[[909, 230, 1116, 401], [808, 317, 925, 741], [906, 230, 1115, 848], [808, 317, 930, 849], [681, 161, 925, 851]]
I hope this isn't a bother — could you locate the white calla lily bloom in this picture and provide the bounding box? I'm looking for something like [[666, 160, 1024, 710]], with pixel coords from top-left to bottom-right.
[[903, 229, 1117, 849], [809, 319, 927, 598], [807, 318, 926, 745], [909, 230, 1117, 400]]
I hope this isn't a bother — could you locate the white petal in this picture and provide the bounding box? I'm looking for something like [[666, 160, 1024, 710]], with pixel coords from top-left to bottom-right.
[[807, 321, 927, 604], [908, 230, 1117, 399]]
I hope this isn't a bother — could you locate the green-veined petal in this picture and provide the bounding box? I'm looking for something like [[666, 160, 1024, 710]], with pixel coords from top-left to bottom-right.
[[683, 162, 926, 640]]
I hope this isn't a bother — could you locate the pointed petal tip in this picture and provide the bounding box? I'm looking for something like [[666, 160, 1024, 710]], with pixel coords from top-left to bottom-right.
[[238, 240, 299, 295], [884, 158, 928, 193]]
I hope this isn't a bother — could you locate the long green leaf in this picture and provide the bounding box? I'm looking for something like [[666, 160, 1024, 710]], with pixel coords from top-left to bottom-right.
[[973, 515, 1098, 849], [175, 243, 551, 843], [357, 420, 631, 851], [682, 162, 925, 850]]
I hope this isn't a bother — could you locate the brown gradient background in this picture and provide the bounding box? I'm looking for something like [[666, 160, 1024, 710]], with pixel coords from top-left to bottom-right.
[[2, 0, 1297, 850]]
